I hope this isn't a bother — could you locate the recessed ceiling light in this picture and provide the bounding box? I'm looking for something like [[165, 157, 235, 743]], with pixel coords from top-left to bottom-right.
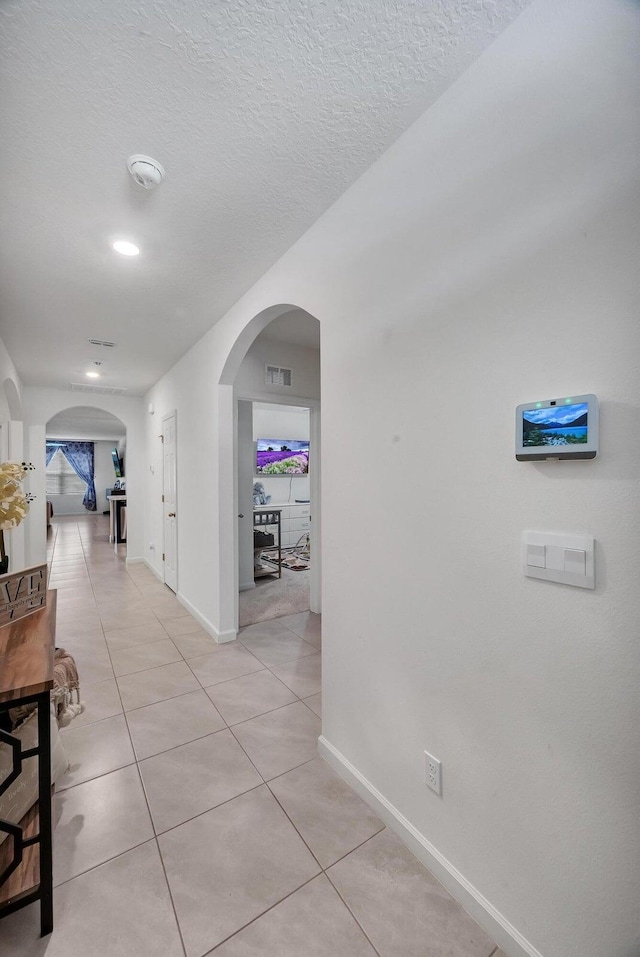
[[112, 240, 140, 256], [86, 371, 101, 378]]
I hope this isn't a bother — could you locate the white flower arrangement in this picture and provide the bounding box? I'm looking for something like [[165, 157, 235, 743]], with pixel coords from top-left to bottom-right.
[[0, 461, 35, 531]]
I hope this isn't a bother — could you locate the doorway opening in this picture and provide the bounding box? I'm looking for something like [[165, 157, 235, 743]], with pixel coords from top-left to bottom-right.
[[239, 400, 313, 627], [217, 305, 321, 639], [45, 406, 127, 553]]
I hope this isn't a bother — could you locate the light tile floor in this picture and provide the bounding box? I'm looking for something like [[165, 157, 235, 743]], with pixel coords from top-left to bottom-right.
[[0, 515, 499, 957]]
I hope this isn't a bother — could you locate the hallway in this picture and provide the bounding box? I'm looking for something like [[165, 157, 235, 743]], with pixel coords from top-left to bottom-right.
[[0, 515, 498, 957]]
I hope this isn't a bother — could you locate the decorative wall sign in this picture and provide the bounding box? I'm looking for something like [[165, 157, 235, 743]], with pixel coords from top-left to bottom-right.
[[0, 565, 47, 627]]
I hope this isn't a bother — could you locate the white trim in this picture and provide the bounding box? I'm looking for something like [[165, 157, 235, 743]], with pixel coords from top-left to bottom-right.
[[162, 409, 178, 592], [239, 580, 256, 592], [235, 390, 318, 408], [309, 404, 321, 614], [318, 735, 545, 957], [132, 560, 237, 643], [213, 627, 238, 644], [132, 557, 164, 581], [177, 590, 237, 643]]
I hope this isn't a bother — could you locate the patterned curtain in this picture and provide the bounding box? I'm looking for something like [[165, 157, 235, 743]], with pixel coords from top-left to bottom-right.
[[45, 444, 58, 466], [60, 442, 96, 511]]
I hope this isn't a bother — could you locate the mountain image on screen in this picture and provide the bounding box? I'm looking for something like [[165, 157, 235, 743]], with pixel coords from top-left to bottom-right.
[[256, 439, 309, 474], [522, 403, 588, 447]]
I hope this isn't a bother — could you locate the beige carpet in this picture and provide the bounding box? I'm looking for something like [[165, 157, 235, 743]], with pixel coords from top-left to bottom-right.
[[239, 566, 310, 627]]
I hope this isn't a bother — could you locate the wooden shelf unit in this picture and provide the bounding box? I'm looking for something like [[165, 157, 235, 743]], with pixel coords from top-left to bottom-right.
[[0, 592, 56, 936]]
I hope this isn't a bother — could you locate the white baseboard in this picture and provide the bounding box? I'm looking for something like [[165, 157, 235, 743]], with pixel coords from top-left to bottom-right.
[[130, 557, 164, 582], [318, 736, 544, 957], [176, 591, 237, 644], [239, 581, 256, 592], [130, 561, 236, 644], [213, 628, 238, 643]]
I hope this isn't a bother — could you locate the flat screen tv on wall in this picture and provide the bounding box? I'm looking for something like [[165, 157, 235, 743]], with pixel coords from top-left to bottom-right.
[[256, 439, 309, 475]]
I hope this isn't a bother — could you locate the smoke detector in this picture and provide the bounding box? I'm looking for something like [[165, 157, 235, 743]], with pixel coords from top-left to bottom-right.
[[127, 155, 165, 190]]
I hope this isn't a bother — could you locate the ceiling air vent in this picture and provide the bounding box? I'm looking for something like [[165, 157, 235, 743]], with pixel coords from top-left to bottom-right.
[[265, 364, 292, 387], [70, 383, 127, 395], [87, 339, 116, 348]]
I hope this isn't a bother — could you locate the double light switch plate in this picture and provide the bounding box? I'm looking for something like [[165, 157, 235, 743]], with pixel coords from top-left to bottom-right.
[[522, 531, 595, 589]]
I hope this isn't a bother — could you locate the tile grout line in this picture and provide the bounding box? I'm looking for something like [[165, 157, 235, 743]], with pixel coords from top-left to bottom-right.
[[55, 757, 138, 795], [261, 767, 386, 957], [209, 694, 309, 731], [149, 780, 266, 840], [49, 516, 332, 955], [202, 872, 322, 956], [228, 622, 389, 956], [62, 519, 189, 957], [323, 867, 385, 957], [223, 745, 386, 957], [131, 759, 189, 957], [107, 641, 185, 679], [131, 713, 231, 764], [56, 519, 132, 779], [120, 538, 193, 957], [52, 836, 158, 892], [132, 649, 320, 957]]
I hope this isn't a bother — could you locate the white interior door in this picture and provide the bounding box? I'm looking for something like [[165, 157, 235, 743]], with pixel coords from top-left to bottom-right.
[[162, 412, 178, 592]]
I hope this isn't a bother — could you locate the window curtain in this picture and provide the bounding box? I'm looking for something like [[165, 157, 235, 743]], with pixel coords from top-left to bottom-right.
[[58, 442, 96, 511], [45, 444, 57, 467]]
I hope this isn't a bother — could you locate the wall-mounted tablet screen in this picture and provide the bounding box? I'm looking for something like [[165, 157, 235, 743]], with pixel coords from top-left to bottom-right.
[[515, 394, 598, 460]]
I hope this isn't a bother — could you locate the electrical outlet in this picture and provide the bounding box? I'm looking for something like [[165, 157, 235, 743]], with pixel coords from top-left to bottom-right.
[[424, 751, 442, 795]]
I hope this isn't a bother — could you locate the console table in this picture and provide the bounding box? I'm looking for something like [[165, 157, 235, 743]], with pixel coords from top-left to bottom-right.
[[107, 494, 127, 550], [0, 592, 56, 936]]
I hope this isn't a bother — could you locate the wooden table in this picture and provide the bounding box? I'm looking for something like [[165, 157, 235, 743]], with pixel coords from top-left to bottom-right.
[[0, 592, 56, 935]]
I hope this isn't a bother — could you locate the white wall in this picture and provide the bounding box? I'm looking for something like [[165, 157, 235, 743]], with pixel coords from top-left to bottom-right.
[[143, 3, 640, 955], [143, 359, 220, 615], [0, 333, 23, 419], [234, 337, 320, 402], [253, 404, 310, 505], [0, 335, 26, 566]]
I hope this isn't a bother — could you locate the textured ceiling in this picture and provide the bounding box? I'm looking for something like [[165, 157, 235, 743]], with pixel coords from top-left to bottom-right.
[[0, 0, 530, 395]]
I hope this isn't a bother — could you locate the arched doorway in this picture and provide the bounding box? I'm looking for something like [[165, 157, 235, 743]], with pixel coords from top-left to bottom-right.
[[45, 407, 127, 542], [23, 393, 144, 569], [217, 305, 321, 639]]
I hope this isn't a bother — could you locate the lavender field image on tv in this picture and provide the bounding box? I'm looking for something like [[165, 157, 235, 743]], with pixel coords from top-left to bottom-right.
[[256, 439, 309, 474], [523, 403, 588, 447]]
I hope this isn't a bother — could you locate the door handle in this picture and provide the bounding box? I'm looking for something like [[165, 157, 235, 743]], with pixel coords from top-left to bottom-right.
[[238, 513, 244, 518], [168, 512, 176, 517]]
